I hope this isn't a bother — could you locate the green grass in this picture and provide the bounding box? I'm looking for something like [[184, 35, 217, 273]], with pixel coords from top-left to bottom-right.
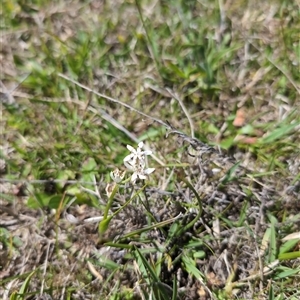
[[1, 0, 299, 299]]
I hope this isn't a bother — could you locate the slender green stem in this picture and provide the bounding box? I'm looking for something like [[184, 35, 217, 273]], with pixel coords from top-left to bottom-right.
[[103, 183, 119, 220], [177, 178, 203, 236]]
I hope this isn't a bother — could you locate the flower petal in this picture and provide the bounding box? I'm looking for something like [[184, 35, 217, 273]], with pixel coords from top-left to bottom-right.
[[138, 141, 144, 149], [131, 172, 138, 183], [123, 153, 134, 162], [143, 150, 152, 156], [137, 174, 147, 180], [144, 168, 155, 175], [127, 145, 136, 152], [124, 160, 135, 171]]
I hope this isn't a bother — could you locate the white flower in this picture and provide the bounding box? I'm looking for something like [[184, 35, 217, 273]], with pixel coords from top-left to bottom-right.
[[123, 141, 152, 170], [131, 167, 155, 184], [110, 168, 126, 183], [123, 141, 155, 183]]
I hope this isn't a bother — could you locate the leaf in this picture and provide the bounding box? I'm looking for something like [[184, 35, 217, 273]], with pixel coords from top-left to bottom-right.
[[48, 195, 64, 209], [82, 157, 98, 183], [98, 216, 112, 235], [185, 238, 204, 249], [82, 157, 97, 172], [27, 193, 50, 208], [268, 214, 278, 263], [193, 251, 206, 259], [133, 246, 172, 299], [181, 253, 204, 279], [56, 169, 76, 189], [166, 62, 187, 78], [172, 276, 178, 300], [260, 227, 271, 255], [93, 256, 120, 270], [168, 222, 180, 240], [9, 291, 17, 300], [278, 251, 300, 261], [279, 239, 300, 255], [274, 266, 300, 279], [260, 123, 298, 144], [219, 137, 236, 150], [268, 284, 274, 300], [220, 161, 241, 185], [11, 270, 36, 300], [236, 200, 248, 226], [133, 246, 159, 282]]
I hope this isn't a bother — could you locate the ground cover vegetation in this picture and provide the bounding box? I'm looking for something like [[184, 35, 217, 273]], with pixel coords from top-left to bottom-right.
[[0, 0, 299, 299]]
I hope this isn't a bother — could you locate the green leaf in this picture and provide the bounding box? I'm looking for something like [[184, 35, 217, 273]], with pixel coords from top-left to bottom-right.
[[239, 124, 255, 135], [166, 62, 187, 78], [172, 275, 178, 300], [98, 216, 113, 235], [236, 200, 248, 227], [279, 239, 300, 255], [11, 270, 36, 300], [268, 214, 278, 263], [92, 256, 119, 270], [133, 246, 159, 282], [168, 222, 180, 239], [220, 161, 241, 185], [48, 194, 64, 209], [260, 123, 299, 144], [82, 157, 98, 183], [56, 169, 76, 189], [65, 185, 81, 196], [27, 193, 50, 208], [278, 251, 300, 261], [219, 137, 236, 150], [82, 157, 97, 172], [185, 238, 204, 249], [274, 266, 300, 279], [133, 246, 171, 299], [193, 251, 206, 259], [268, 284, 274, 300], [261, 227, 271, 255], [181, 253, 204, 279], [10, 291, 17, 300]]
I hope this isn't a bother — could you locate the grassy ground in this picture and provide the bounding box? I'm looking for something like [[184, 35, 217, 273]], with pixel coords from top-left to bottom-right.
[[1, 0, 300, 299]]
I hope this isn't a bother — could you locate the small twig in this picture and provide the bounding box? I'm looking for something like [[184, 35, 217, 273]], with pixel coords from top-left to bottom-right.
[[87, 261, 103, 281], [93, 174, 103, 203], [80, 186, 100, 197], [166, 88, 195, 138], [0, 219, 19, 226], [40, 240, 52, 296]]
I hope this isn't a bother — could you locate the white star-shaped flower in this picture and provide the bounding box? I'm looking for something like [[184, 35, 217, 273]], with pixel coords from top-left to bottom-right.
[[123, 141, 152, 170], [123, 141, 155, 183]]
